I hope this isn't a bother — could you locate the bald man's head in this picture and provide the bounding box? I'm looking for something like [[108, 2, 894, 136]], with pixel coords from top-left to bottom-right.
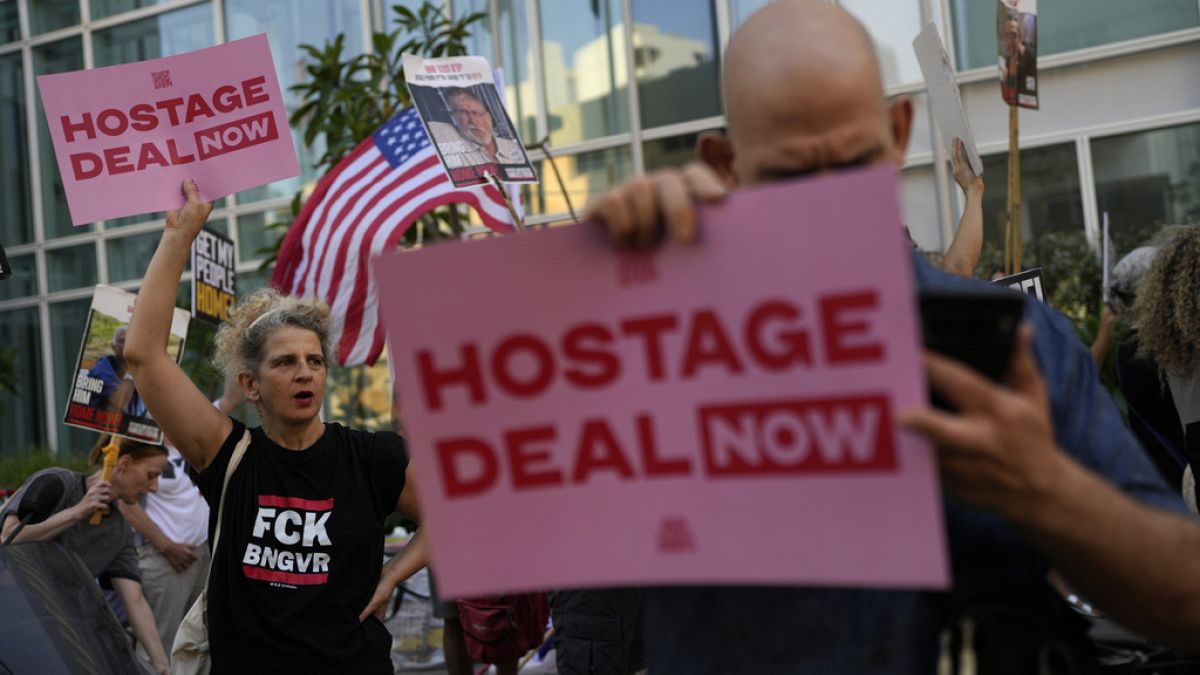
[[698, 0, 911, 186], [112, 326, 127, 360]]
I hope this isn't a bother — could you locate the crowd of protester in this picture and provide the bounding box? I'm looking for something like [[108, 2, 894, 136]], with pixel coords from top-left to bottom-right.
[[4, 1, 1200, 673]]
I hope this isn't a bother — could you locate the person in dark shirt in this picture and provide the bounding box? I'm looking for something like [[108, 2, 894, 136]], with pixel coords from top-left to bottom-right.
[[0, 436, 170, 674], [124, 181, 427, 674], [586, 1, 1200, 671]]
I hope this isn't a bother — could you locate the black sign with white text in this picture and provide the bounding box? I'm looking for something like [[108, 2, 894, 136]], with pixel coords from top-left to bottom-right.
[[990, 267, 1045, 301], [190, 226, 236, 326]]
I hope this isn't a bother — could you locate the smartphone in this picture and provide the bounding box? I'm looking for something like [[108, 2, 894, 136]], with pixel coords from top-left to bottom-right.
[[0, 241, 9, 281], [919, 287, 1025, 408]]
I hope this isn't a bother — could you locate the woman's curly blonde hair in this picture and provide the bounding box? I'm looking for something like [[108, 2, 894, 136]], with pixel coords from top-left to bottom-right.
[[1134, 226, 1200, 374], [214, 288, 336, 379]]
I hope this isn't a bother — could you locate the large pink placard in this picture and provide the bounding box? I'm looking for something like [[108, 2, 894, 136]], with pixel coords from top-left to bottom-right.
[[37, 34, 299, 225], [375, 167, 949, 597]]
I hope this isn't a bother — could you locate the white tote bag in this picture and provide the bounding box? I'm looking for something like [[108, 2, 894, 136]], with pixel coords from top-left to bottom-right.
[[171, 430, 251, 675]]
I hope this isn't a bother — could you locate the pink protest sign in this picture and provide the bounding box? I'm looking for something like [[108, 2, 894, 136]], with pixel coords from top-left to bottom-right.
[[375, 167, 948, 597], [37, 34, 299, 225]]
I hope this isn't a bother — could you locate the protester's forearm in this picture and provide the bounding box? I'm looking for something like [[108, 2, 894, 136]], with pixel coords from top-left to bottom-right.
[[117, 501, 170, 551], [2, 507, 84, 544], [1089, 322, 1115, 366], [942, 187, 984, 278], [384, 528, 429, 587], [117, 579, 169, 669], [124, 230, 190, 366], [1013, 454, 1200, 648]]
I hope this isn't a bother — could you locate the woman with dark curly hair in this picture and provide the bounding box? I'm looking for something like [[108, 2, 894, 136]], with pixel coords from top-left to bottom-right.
[[124, 180, 427, 674], [1133, 226, 1200, 508]]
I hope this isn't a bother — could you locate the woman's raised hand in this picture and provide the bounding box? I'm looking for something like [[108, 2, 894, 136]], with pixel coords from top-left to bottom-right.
[[165, 179, 213, 241]]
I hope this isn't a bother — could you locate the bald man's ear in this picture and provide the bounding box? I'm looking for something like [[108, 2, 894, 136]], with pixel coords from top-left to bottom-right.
[[697, 131, 737, 186], [887, 96, 914, 167]]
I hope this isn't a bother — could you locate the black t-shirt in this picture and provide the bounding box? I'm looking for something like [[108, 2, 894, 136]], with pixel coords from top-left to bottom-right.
[[196, 419, 409, 674]]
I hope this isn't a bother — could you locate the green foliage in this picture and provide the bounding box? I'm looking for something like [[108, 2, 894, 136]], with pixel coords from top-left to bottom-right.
[[975, 226, 1166, 401], [258, 3, 486, 270], [0, 448, 91, 492]]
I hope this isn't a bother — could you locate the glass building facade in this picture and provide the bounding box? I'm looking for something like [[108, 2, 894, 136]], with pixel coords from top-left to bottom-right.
[[1, 0, 1198, 454]]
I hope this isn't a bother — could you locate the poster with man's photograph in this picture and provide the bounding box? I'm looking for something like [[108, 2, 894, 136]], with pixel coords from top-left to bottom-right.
[[402, 54, 537, 188], [997, 0, 1038, 109], [63, 285, 189, 443]]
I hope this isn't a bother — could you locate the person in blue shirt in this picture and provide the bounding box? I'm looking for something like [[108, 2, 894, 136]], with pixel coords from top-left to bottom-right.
[[586, 1, 1200, 671], [90, 325, 146, 417]]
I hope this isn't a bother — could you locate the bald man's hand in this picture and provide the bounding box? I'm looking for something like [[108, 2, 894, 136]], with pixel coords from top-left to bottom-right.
[[587, 162, 727, 250], [899, 324, 1067, 520]]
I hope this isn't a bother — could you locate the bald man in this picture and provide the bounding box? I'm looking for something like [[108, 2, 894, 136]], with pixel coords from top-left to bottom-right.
[[588, 1, 1200, 671]]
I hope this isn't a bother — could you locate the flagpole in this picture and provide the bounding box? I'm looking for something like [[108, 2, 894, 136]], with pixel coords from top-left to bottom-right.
[[487, 172, 525, 232]]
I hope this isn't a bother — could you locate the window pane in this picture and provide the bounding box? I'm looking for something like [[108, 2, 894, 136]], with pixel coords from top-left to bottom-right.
[[540, 0, 629, 146], [90, 0, 175, 21], [0, 307, 46, 453], [34, 38, 91, 237], [30, 0, 80, 35], [631, 0, 720, 129], [108, 211, 164, 230], [46, 243, 98, 292], [0, 52, 32, 245], [93, 3, 215, 68], [525, 146, 633, 216], [237, 266, 270, 295], [226, 0, 364, 204], [901, 166, 941, 251], [840, 0, 924, 86], [1093, 123, 1200, 254], [328, 354, 391, 431], [950, 0, 1200, 71], [731, 0, 772, 27], [106, 230, 162, 282], [497, 0, 535, 140], [977, 143, 1085, 286], [237, 208, 289, 264], [453, 0, 493, 62], [50, 298, 93, 459], [644, 131, 704, 171], [108, 197, 224, 230], [0, 253, 37, 300], [0, 0, 19, 43]]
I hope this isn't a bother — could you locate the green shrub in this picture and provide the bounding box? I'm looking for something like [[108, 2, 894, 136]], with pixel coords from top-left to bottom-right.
[[0, 449, 91, 492]]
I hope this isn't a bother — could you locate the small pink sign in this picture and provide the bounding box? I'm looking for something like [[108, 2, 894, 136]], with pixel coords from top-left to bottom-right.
[[375, 167, 949, 597], [37, 34, 299, 225]]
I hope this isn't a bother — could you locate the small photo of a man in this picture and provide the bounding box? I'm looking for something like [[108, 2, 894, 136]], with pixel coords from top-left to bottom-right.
[[88, 325, 146, 417], [427, 86, 526, 169]]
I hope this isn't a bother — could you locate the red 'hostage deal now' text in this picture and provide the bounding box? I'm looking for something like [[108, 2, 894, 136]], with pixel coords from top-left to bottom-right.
[[60, 77, 278, 181], [416, 290, 897, 499]]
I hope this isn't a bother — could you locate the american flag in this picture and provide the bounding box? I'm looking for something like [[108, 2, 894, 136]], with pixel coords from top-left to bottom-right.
[[271, 107, 518, 367]]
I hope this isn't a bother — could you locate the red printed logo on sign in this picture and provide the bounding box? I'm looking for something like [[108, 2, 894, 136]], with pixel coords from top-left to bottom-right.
[[698, 394, 897, 477], [657, 516, 696, 554], [151, 69, 172, 89]]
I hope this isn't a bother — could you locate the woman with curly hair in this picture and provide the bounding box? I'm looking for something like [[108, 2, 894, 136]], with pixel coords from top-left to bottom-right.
[[124, 180, 426, 674], [1134, 225, 1200, 508]]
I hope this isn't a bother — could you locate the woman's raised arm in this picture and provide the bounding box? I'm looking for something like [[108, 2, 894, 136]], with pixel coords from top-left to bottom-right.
[[124, 179, 232, 471]]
